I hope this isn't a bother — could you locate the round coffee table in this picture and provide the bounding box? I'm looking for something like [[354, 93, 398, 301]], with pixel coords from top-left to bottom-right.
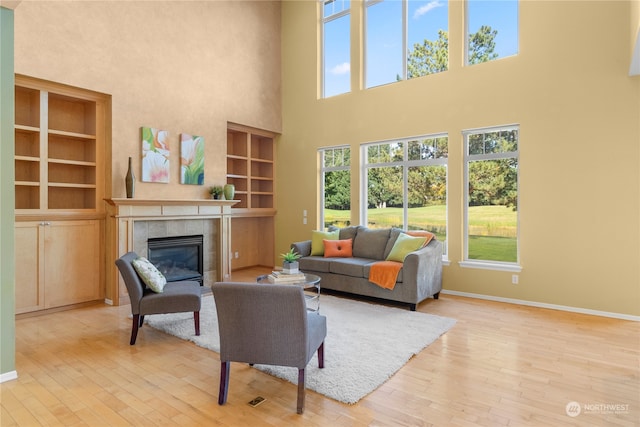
[[257, 273, 321, 313]]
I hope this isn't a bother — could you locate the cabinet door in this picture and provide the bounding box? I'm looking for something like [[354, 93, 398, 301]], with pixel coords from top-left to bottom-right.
[[44, 220, 101, 308], [15, 222, 45, 314]]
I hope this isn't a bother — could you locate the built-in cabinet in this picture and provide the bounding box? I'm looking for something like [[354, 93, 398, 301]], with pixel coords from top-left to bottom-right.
[[14, 75, 108, 314], [227, 123, 276, 270], [15, 220, 101, 314]]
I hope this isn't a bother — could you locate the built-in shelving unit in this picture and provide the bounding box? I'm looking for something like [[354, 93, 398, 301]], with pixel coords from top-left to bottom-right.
[[227, 123, 275, 210], [14, 75, 109, 315], [226, 123, 276, 270], [15, 79, 103, 213]]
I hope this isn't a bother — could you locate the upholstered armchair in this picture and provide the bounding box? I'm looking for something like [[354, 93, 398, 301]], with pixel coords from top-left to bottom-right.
[[212, 282, 327, 414], [115, 251, 202, 345]]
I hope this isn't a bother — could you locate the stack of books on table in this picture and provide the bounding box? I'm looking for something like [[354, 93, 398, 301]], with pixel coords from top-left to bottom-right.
[[267, 271, 306, 284]]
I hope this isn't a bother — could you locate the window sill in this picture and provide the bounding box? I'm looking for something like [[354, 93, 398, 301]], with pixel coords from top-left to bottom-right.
[[458, 260, 522, 273]]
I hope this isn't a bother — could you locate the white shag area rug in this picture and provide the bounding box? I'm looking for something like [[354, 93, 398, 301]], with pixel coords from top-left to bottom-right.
[[146, 294, 456, 404]]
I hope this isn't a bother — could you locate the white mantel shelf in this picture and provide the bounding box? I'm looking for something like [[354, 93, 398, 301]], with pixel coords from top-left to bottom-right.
[[107, 198, 239, 206], [105, 198, 238, 306], [105, 198, 240, 214]]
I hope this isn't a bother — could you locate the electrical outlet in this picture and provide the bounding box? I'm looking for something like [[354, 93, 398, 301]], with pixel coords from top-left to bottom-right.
[[235, 251, 239, 259], [303, 209, 308, 217], [512, 274, 519, 285], [303, 218, 307, 225]]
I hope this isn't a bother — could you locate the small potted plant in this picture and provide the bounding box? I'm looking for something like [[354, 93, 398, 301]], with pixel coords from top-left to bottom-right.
[[209, 186, 224, 199], [280, 248, 301, 274]]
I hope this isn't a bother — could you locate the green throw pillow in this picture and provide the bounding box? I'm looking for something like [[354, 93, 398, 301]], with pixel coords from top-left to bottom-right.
[[311, 230, 339, 256], [132, 257, 167, 293], [385, 233, 427, 263]]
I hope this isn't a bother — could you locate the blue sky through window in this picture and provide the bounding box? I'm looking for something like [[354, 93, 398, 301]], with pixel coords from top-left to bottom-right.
[[324, 0, 518, 97], [467, 0, 519, 62], [324, 14, 351, 97]]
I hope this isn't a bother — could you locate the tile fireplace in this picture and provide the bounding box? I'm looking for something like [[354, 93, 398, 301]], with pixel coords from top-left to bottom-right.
[[106, 198, 237, 306]]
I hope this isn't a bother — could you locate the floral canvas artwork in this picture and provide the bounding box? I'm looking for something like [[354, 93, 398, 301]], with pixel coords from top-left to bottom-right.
[[141, 127, 170, 183], [180, 133, 205, 185]]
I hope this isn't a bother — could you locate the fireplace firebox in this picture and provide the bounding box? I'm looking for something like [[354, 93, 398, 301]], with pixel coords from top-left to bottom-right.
[[148, 235, 203, 285]]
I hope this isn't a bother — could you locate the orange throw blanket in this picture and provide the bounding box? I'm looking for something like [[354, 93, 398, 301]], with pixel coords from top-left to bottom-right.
[[369, 261, 403, 290]]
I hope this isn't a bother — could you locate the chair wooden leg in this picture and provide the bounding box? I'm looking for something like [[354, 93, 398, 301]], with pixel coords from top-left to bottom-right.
[[317, 342, 325, 369], [219, 361, 230, 405], [297, 368, 305, 414], [194, 311, 200, 336], [130, 314, 140, 345]]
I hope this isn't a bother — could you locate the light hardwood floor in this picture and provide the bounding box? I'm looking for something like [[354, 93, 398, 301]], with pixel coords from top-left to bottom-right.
[[2, 267, 639, 426]]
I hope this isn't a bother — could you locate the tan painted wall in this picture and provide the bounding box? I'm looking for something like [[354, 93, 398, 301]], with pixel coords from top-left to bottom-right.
[[13, 0, 281, 199], [280, 1, 640, 316], [11, 1, 640, 316]]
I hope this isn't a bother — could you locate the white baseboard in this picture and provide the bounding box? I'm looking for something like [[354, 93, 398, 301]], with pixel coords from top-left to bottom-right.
[[0, 370, 17, 383], [440, 290, 640, 322]]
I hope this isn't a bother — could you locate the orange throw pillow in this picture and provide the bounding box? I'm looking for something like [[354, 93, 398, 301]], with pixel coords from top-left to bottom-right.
[[405, 230, 435, 247], [323, 238, 353, 258]]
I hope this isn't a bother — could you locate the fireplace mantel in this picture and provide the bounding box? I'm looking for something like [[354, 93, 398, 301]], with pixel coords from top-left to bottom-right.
[[105, 198, 238, 305], [106, 197, 238, 211]]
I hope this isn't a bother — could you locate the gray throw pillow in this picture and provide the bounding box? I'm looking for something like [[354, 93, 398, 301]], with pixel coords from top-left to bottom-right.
[[352, 227, 391, 259]]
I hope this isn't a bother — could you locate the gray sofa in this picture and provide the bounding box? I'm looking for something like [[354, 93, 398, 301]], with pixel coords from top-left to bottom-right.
[[291, 226, 443, 310]]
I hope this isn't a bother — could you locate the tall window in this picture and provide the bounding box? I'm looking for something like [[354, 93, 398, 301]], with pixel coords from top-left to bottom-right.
[[463, 125, 519, 268], [365, 0, 449, 88], [320, 146, 351, 229], [466, 0, 518, 66], [322, 0, 351, 98], [362, 135, 448, 254]]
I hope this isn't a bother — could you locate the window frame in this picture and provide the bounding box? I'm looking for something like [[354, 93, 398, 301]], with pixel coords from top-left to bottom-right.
[[319, 145, 351, 230], [360, 133, 448, 258], [321, 0, 351, 98], [364, 0, 449, 88], [461, 124, 521, 272]]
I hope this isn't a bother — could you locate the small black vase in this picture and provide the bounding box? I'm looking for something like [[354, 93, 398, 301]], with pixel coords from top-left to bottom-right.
[[125, 157, 135, 198]]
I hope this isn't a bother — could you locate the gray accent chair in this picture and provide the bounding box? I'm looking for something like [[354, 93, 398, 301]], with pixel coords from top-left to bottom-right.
[[115, 251, 201, 345], [212, 282, 327, 414]]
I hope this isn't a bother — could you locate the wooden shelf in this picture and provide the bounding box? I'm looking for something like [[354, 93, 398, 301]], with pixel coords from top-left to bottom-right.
[[48, 159, 96, 166], [226, 123, 275, 210], [48, 129, 96, 139], [15, 124, 40, 132], [15, 155, 39, 162], [14, 75, 110, 314], [14, 75, 106, 212], [227, 123, 277, 268]]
